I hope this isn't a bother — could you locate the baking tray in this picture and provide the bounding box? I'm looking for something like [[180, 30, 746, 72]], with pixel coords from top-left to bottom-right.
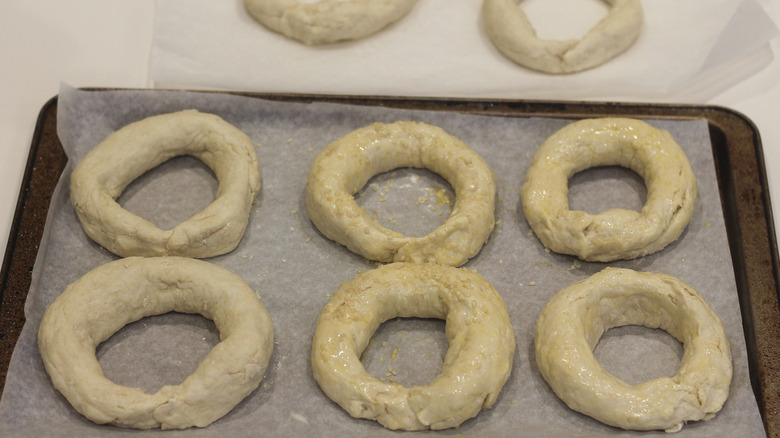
[[1, 91, 778, 436]]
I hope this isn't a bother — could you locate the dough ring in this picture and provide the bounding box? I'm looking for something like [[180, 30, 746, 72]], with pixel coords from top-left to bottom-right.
[[535, 267, 732, 432], [520, 118, 697, 262], [311, 262, 515, 430], [38, 257, 274, 430], [305, 121, 496, 267], [482, 0, 643, 74], [70, 110, 260, 258], [243, 0, 419, 45]]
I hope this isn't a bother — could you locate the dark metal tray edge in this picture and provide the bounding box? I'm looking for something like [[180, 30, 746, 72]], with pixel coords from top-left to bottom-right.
[[1, 90, 778, 437]]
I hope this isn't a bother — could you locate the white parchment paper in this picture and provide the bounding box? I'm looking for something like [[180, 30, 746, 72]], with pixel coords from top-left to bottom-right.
[[0, 86, 765, 436], [149, 0, 777, 102]]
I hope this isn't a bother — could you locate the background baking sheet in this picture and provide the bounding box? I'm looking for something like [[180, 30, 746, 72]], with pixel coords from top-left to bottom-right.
[[0, 86, 767, 436], [149, 0, 778, 102]]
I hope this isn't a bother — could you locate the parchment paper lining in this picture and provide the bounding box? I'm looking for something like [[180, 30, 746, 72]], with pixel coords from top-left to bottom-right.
[[0, 86, 765, 437]]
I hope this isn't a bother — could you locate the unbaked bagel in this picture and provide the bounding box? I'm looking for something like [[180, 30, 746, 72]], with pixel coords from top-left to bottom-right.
[[311, 262, 515, 430], [521, 118, 697, 261], [37, 257, 274, 430], [535, 267, 732, 432], [306, 121, 496, 266], [483, 0, 643, 74], [244, 0, 419, 45], [70, 110, 260, 258]]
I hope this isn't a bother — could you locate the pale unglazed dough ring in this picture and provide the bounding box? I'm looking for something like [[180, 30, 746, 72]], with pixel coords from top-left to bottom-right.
[[70, 110, 260, 258], [535, 267, 732, 432], [306, 121, 496, 267], [521, 118, 697, 262], [483, 0, 643, 74], [38, 257, 274, 430], [311, 263, 515, 430], [243, 0, 419, 45]]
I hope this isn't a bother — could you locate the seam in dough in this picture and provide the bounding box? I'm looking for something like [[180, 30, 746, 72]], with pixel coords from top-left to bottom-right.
[[70, 110, 260, 258], [483, 0, 643, 74], [521, 118, 697, 261]]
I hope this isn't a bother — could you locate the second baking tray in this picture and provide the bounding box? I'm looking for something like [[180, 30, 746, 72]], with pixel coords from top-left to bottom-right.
[[0, 89, 778, 436]]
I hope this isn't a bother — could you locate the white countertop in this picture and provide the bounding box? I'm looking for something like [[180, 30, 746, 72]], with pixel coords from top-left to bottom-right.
[[1, 0, 779, 263]]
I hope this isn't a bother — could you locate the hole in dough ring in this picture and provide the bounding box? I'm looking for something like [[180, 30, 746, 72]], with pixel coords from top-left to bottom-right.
[[534, 267, 732, 432], [305, 121, 496, 267], [311, 262, 515, 430], [520, 118, 697, 262], [482, 0, 643, 74], [70, 110, 261, 258], [243, 0, 419, 45], [37, 257, 275, 430]]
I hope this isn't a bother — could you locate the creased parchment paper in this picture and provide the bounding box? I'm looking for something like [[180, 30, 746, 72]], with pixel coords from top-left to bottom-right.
[[0, 86, 765, 437], [149, 0, 777, 102]]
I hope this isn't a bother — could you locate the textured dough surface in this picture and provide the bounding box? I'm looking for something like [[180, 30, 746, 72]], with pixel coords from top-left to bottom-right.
[[38, 257, 274, 430], [311, 262, 515, 430], [306, 121, 496, 266], [535, 267, 732, 432], [70, 110, 260, 258], [244, 0, 419, 45], [483, 0, 643, 74], [521, 118, 697, 261]]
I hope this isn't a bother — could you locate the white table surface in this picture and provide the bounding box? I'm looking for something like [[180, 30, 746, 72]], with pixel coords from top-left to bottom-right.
[[1, 0, 779, 264]]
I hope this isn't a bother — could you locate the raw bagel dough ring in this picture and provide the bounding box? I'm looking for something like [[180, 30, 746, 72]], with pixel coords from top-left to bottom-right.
[[70, 110, 260, 258], [535, 267, 732, 432], [243, 0, 419, 45], [311, 262, 515, 430], [37, 257, 275, 430], [521, 118, 697, 262], [483, 0, 643, 74], [305, 121, 496, 267]]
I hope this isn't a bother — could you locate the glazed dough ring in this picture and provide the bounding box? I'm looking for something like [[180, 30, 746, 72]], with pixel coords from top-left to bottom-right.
[[306, 121, 496, 267], [311, 262, 515, 430], [37, 257, 274, 430], [534, 267, 732, 432], [70, 110, 260, 258], [243, 0, 419, 45], [482, 0, 643, 74], [521, 118, 697, 262]]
